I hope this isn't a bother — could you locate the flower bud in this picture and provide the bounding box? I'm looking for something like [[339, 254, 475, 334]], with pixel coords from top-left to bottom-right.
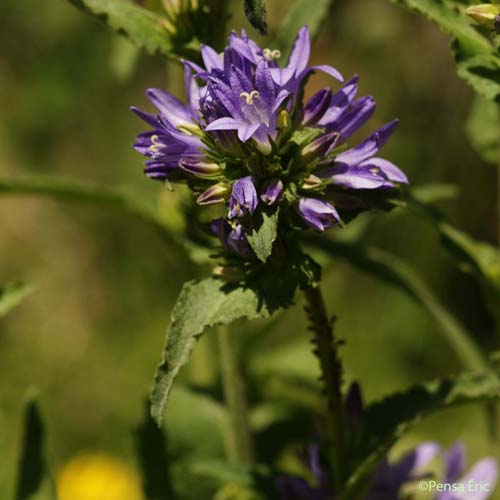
[[179, 158, 224, 178], [277, 110, 290, 130], [301, 132, 340, 162], [466, 4, 500, 29], [196, 183, 230, 205], [300, 174, 324, 191]]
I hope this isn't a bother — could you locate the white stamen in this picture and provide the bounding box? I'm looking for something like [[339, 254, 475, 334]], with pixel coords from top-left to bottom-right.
[[149, 134, 163, 154], [263, 48, 281, 61], [239, 90, 260, 105]]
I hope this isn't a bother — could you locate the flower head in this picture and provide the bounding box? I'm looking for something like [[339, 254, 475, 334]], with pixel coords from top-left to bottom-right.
[[132, 26, 408, 268]]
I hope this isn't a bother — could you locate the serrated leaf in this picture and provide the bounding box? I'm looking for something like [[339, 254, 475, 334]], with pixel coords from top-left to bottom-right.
[[466, 95, 500, 164], [151, 278, 273, 424], [247, 210, 279, 263], [15, 399, 54, 500], [274, 0, 334, 56], [304, 236, 489, 371], [68, 0, 174, 57], [0, 282, 34, 318], [243, 0, 268, 35], [342, 371, 500, 499], [134, 401, 173, 500], [391, 0, 500, 100]]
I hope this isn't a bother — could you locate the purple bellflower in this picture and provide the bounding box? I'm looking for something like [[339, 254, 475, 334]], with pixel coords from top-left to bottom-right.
[[276, 384, 497, 500], [132, 25, 408, 263], [277, 441, 497, 500], [436, 443, 498, 500]]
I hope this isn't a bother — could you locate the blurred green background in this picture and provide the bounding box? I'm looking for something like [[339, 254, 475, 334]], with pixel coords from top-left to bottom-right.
[[1, 0, 498, 498]]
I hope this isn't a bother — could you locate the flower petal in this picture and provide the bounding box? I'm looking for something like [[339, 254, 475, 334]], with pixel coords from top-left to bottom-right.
[[201, 44, 223, 71], [335, 119, 399, 166], [359, 157, 408, 184], [146, 88, 194, 127], [205, 117, 240, 131], [287, 26, 310, 75]]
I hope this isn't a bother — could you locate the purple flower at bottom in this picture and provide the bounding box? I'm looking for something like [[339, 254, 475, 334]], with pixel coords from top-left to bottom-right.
[[276, 444, 330, 500], [436, 443, 498, 500], [368, 442, 441, 500], [296, 198, 340, 231], [229, 176, 259, 218]]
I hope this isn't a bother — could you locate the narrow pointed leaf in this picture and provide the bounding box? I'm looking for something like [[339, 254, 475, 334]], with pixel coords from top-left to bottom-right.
[[135, 401, 173, 500], [151, 278, 272, 424], [15, 399, 52, 500], [0, 282, 34, 318], [0, 177, 178, 246]]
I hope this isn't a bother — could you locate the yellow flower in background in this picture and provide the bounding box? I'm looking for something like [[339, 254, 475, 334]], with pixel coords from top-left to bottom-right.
[[57, 453, 144, 500]]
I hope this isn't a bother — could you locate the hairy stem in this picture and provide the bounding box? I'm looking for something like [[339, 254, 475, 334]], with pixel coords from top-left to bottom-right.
[[303, 285, 346, 490], [217, 325, 254, 464]]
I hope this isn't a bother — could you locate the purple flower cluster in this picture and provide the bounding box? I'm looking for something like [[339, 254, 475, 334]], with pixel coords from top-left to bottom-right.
[[132, 26, 408, 260], [278, 441, 498, 500]]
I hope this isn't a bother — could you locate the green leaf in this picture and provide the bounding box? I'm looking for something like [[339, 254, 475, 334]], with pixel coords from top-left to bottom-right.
[[304, 236, 490, 371], [410, 183, 460, 204], [134, 401, 173, 500], [0, 282, 34, 318], [289, 127, 324, 148], [439, 223, 500, 291], [243, 0, 268, 35], [342, 371, 500, 499], [438, 222, 500, 326], [0, 176, 178, 246], [466, 95, 500, 164], [274, 0, 334, 56], [390, 0, 500, 100], [68, 0, 174, 57], [15, 399, 54, 500], [151, 278, 273, 424], [110, 36, 141, 82], [246, 210, 279, 263]]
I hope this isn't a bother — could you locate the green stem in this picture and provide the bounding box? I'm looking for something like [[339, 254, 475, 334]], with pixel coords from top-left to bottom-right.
[[303, 285, 346, 491], [217, 325, 254, 464]]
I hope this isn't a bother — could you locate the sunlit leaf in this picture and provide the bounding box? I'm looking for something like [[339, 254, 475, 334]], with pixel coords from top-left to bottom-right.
[[243, 0, 268, 35], [0, 282, 34, 318], [151, 278, 274, 424]]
